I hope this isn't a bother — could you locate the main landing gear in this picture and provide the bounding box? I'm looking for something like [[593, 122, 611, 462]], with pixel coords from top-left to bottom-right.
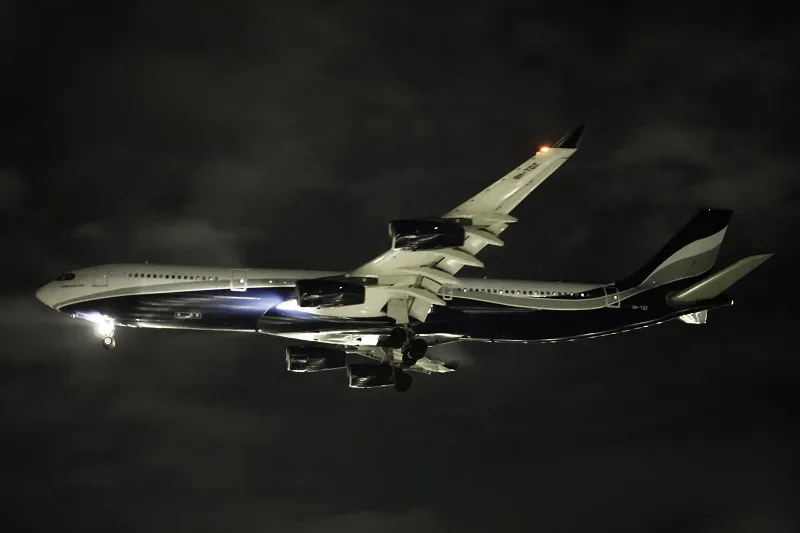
[[388, 326, 428, 368], [393, 370, 412, 393]]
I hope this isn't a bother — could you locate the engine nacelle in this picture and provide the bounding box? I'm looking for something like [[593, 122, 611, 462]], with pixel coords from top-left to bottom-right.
[[295, 278, 365, 308], [389, 218, 466, 251], [286, 346, 348, 372], [347, 363, 395, 389]]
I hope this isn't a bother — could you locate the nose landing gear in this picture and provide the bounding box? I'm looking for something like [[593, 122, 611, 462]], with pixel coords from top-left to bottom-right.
[[102, 335, 116, 350], [94, 319, 116, 350]]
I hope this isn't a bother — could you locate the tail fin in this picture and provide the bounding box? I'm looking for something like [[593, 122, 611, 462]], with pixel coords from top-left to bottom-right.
[[617, 208, 733, 290], [668, 254, 772, 303]]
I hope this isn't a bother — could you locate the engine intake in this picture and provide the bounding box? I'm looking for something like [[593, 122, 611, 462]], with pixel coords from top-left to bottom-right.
[[295, 278, 365, 308], [347, 364, 395, 389], [286, 346, 348, 372], [389, 218, 466, 251]]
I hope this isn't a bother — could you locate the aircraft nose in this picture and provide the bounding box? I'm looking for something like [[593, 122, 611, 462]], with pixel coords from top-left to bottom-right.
[[35, 284, 55, 308]]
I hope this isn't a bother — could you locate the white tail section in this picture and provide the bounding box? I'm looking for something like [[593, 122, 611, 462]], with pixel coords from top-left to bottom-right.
[[669, 254, 773, 303]]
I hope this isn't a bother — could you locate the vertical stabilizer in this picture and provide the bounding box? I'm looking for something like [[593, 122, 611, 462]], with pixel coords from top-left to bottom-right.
[[618, 209, 732, 290]]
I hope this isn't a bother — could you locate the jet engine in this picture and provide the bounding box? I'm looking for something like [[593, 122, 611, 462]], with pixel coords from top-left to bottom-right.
[[348, 364, 413, 392], [295, 278, 365, 308], [286, 346, 348, 372], [389, 218, 466, 251], [347, 363, 395, 388]]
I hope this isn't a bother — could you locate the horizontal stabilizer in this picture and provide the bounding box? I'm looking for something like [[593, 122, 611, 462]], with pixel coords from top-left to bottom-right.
[[679, 310, 708, 324], [669, 254, 772, 303]]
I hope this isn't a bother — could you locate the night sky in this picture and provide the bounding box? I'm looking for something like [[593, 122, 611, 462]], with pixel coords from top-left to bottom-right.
[[2, 1, 799, 531]]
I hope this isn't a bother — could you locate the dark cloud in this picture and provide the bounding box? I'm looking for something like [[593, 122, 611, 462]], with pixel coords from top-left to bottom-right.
[[0, 170, 24, 215], [2, 1, 799, 532]]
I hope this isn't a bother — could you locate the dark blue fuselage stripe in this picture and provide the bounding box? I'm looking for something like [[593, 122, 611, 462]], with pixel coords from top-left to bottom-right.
[[59, 284, 732, 342]]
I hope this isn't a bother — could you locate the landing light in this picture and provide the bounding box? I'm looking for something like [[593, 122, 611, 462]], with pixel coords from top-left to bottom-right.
[[95, 322, 114, 337], [540, 146, 550, 152], [276, 299, 313, 314]]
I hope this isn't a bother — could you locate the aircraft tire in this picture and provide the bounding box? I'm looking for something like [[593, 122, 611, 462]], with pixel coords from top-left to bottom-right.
[[388, 326, 409, 348], [394, 372, 412, 392], [408, 338, 427, 359]]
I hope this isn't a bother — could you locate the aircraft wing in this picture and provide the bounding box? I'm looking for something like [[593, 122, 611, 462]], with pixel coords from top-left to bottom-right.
[[349, 125, 586, 322]]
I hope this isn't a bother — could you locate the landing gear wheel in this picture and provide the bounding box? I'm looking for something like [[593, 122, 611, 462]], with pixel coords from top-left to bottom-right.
[[394, 371, 412, 392], [388, 326, 410, 348], [102, 336, 116, 350], [401, 338, 428, 367], [408, 338, 427, 359]]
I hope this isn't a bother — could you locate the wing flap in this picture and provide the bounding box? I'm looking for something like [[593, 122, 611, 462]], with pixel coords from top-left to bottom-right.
[[389, 286, 446, 307]]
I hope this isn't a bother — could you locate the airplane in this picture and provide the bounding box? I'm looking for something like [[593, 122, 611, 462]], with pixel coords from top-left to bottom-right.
[[35, 125, 772, 392]]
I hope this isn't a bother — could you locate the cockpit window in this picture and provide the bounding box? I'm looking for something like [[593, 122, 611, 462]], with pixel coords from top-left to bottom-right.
[[55, 273, 75, 281]]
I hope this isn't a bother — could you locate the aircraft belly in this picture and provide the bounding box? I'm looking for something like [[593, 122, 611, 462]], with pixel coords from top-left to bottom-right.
[[59, 287, 296, 332], [56, 284, 733, 344], [418, 295, 732, 342]]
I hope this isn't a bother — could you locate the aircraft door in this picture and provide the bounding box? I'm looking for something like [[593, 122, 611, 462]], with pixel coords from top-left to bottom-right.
[[441, 285, 453, 300], [231, 270, 248, 291], [604, 284, 620, 308], [93, 268, 109, 287]]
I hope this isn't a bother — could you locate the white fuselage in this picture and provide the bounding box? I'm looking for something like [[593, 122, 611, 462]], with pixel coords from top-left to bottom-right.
[[35, 262, 605, 318]]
